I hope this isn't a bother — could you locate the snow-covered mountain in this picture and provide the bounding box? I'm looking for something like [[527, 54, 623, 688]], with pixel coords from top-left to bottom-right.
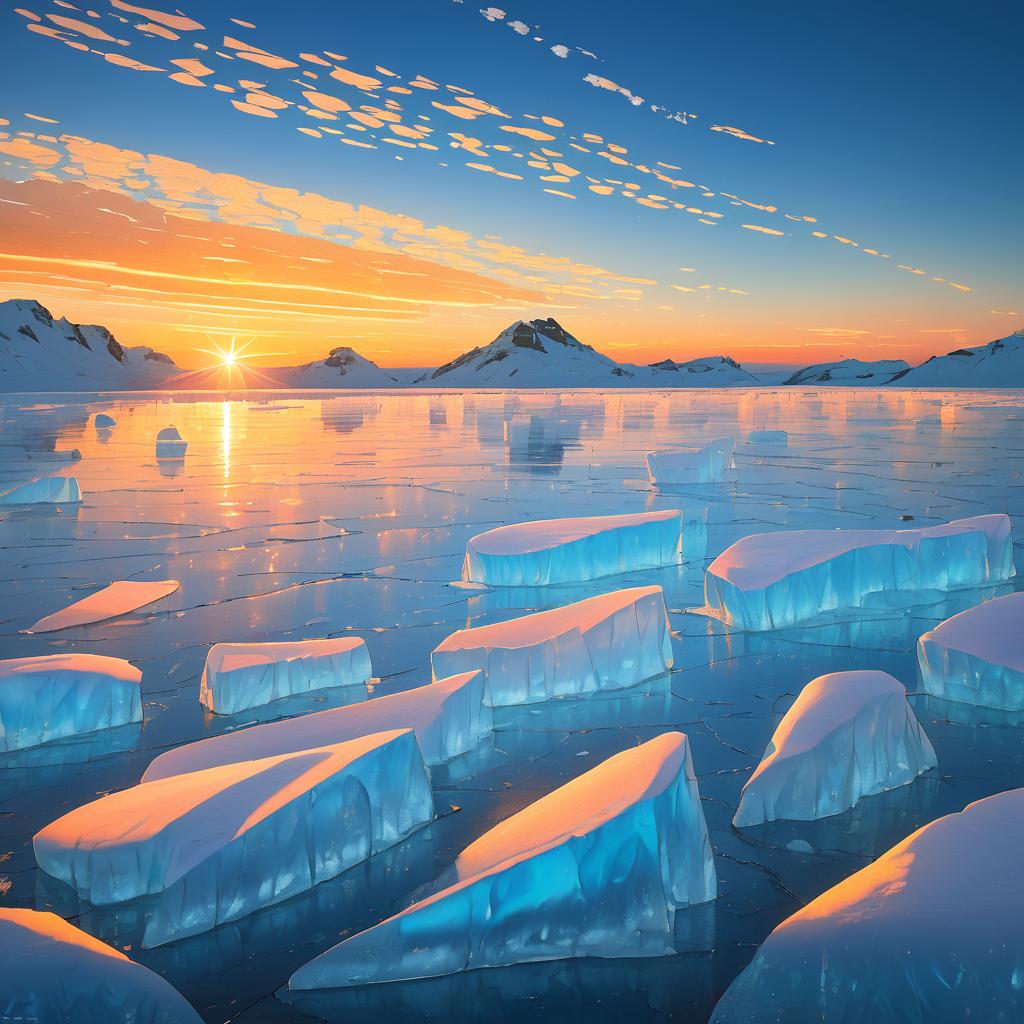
[[271, 346, 397, 388], [0, 300, 178, 391], [647, 356, 760, 386], [784, 358, 911, 386], [886, 332, 1024, 388]]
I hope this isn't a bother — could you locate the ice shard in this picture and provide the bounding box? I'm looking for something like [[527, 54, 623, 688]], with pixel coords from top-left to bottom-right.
[[289, 731, 716, 989], [463, 509, 682, 587], [0, 475, 81, 504], [143, 670, 491, 781], [733, 671, 937, 827], [703, 514, 1014, 631], [0, 909, 202, 1024], [431, 585, 673, 706], [0, 653, 142, 752], [29, 579, 180, 633], [645, 437, 735, 485], [156, 425, 187, 457], [712, 789, 1024, 1023], [199, 637, 372, 715], [35, 730, 435, 947]]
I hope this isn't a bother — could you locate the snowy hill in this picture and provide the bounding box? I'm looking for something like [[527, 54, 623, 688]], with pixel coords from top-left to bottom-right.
[[784, 358, 911, 386], [271, 346, 397, 388], [646, 356, 760, 386], [0, 300, 178, 392], [887, 332, 1024, 388]]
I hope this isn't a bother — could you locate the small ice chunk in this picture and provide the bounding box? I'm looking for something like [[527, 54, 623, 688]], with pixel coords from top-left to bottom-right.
[[29, 579, 180, 633], [156, 425, 187, 458], [200, 637, 372, 715], [35, 730, 434, 947], [432, 585, 673, 706], [0, 475, 81, 504], [0, 909, 202, 1023], [143, 670, 491, 781], [918, 591, 1024, 709], [746, 429, 788, 445], [463, 509, 682, 586], [0, 653, 142, 752], [94, 413, 117, 428], [703, 514, 1014, 631], [645, 437, 735, 485], [733, 671, 936, 826], [289, 731, 716, 989]]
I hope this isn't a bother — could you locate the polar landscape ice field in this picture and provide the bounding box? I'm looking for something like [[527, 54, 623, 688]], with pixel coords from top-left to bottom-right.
[[2, 387, 1024, 1022]]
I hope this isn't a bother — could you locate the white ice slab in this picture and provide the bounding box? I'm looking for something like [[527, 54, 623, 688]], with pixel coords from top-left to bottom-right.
[[703, 514, 1014, 631], [432, 586, 673, 706], [156, 425, 187, 458], [733, 670, 936, 826], [746, 429, 788, 445], [463, 509, 682, 587], [289, 731, 716, 989], [0, 909, 202, 1023], [645, 437, 735, 485], [0, 653, 142, 752], [29, 580, 180, 633], [711, 788, 1024, 1022], [199, 637, 372, 715], [35, 729, 434, 946], [143, 670, 491, 782], [0, 475, 81, 504]]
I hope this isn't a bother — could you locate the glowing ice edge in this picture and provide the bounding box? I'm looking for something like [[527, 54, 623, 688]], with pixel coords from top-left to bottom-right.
[[645, 437, 735, 485], [0, 475, 81, 504], [29, 579, 180, 633]]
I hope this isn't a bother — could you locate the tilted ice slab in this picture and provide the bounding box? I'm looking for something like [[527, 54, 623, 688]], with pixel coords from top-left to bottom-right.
[[918, 591, 1024, 709], [199, 637, 372, 715], [94, 412, 117, 428], [143, 670, 491, 782], [463, 510, 682, 587], [746, 429, 788, 445], [290, 731, 716, 989], [0, 909, 202, 1024], [156, 425, 187, 457], [0, 475, 81, 504], [711, 788, 1024, 1023], [0, 653, 142, 752], [35, 730, 434, 947], [733, 671, 936, 827], [29, 579, 180, 633], [645, 437, 735, 485], [431, 586, 673, 706], [703, 514, 1014, 631]]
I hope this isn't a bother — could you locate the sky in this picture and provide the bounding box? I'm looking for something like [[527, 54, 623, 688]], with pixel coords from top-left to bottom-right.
[[0, 0, 1020, 371]]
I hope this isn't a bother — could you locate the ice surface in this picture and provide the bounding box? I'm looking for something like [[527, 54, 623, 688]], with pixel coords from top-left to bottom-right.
[[645, 437, 735, 485], [733, 670, 937, 826], [95, 412, 117, 428], [0, 474, 81, 504], [156, 425, 188, 458], [35, 729, 434, 946], [712, 788, 1024, 1023], [143, 670, 491, 781], [703, 514, 1015, 630], [431, 585, 673, 706], [289, 731, 716, 989], [918, 591, 1024, 709], [0, 908, 202, 1024], [463, 509, 682, 586], [0, 653, 142, 751], [746, 429, 788, 445], [29, 579, 180, 633]]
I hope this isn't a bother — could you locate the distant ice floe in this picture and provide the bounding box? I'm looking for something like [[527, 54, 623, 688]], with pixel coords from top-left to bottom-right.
[[645, 437, 735, 485], [29, 579, 180, 633], [746, 428, 788, 446], [289, 732, 716, 989], [0, 475, 81, 504], [94, 412, 117, 428], [156, 425, 187, 458]]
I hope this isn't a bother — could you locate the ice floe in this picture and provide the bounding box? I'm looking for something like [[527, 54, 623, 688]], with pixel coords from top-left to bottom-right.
[[156, 425, 187, 458], [29, 579, 180, 633], [94, 412, 117, 428], [645, 437, 735, 485], [0, 475, 81, 504], [746, 429, 788, 445]]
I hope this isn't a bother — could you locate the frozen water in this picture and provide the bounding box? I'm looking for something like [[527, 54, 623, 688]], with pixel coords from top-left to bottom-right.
[[95, 413, 117, 428], [0, 908, 202, 1024], [431, 585, 673, 706], [463, 509, 682, 586], [0, 474, 81, 504], [156, 425, 188, 458], [746, 429, 788, 445], [0, 653, 141, 751], [200, 637, 372, 715], [645, 437, 735, 485], [703, 514, 1015, 631], [34, 730, 434, 946], [29, 579, 180, 633], [733, 670, 937, 826], [289, 732, 715, 989]]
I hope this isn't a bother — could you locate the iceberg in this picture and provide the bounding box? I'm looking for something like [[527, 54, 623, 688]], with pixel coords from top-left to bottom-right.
[[95, 412, 117, 428], [746, 429, 788, 445], [918, 591, 1024, 709], [29, 579, 180, 633], [0, 909, 202, 1024], [200, 637, 372, 715], [733, 670, 937, 827], [431, 585, 673, 706], [645, 437, 735, 485], [143, 670, 491, 781], [703, 514, 1014, 631], [0, 653, 142, 752], [0, 475, 81, 504], [35, 729, 435, 947], [711, 788, 1024, 1023], [289, 731, 716, 989], [463, 509, 682, 587], [156, 425, 187, 457]]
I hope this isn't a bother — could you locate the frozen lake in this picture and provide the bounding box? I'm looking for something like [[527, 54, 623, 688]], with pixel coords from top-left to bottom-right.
[[1, 388, 1023, 1023]]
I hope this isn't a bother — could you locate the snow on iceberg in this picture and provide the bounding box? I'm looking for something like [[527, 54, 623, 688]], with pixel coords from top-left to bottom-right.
[[199, 637, 372, 715], [156, 425, 187, 458], [289, 731, 716, 989], [35, 730, 434, 947], [463, 510, 682, 587], [0, 908, 202, 1024], [733, 670, 936, 827], [645, 437, 735, 485], [431, 585, 673, 706], [143, 670, 491, 782], [0, 653, 142, 752], [29, 579, 180, 633], [918, 591, 1024, 709], [711, 788, 1024, 1023], [0, 475, 81, 504], [703, 514, 1014, 631]]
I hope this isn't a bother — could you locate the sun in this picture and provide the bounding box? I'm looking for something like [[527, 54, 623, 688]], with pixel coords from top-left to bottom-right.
[[222, 351, 237, 368]]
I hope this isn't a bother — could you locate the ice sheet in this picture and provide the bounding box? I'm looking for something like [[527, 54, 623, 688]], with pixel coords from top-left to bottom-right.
[[0, 475, 81, 504], [29, 579, 180, 633], [645, 437, 735, 485]]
